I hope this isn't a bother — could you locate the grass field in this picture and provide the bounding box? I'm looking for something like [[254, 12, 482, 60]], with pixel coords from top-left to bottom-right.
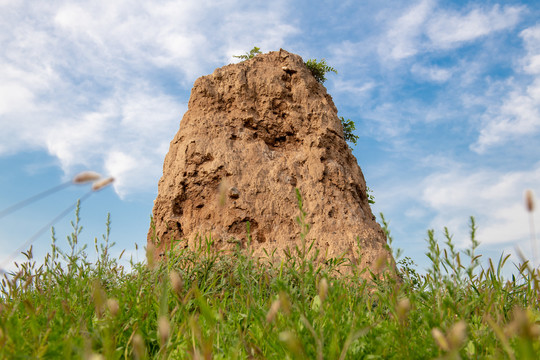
[[1, 200, 540, 359]]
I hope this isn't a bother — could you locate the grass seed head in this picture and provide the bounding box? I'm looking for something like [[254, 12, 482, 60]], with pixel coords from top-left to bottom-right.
[[431, 328, 449, 351], [107, 298, 119, 317], [507, 307, 540, 339], [279, 291, 291, 315], [525, 190, 535, 212], [374, 254, 388, 272], [396, 298, 411, 323], [91, 280, 106, 318], [72, 171, 102, 184], [92, 177, 115, 191], [169, 270, 183, 295], [279, 331, 304, 357], [132, 333, 146, 360], [266, 299, 281, 323], [318, 277, 328, 302], [448, 320, 467, 349], [158, 315, 170, 346], [146, 243, 156, 269]]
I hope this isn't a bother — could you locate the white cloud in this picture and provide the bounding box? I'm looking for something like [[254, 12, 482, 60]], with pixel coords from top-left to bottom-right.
[[426, 5, 522, 49], [472, 24, 540, 153], [331, 78, 375, 98], [379, 2, 523, 61], [473, 79, 540, 152], [104, 151, 139, 196], [410, 64, 453, 83], [45, 110, 113, 170], [41, 87, 186, 197], [379, 0, 434, 60], [521, 25, 540, 74], [420, 164, 540, 249], [0, 0, 297, 198], [221, 6, 299, 63], [0, 82, 34, 115]]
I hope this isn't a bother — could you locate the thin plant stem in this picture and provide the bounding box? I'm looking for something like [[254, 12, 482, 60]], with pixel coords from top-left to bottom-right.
[[529, 212, 538, 269], [0, 190, 94, 271], [0, 181, 72, 220]]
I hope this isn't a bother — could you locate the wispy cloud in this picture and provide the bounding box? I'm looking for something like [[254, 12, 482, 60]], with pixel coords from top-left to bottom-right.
[[426, 5, 523, 49], [330, 78, 375, 100], [329, 1, 527, 150], [420, 163, 540, 247], [0, 0, 298, 198], [410, 63, 453, 83], [379, 1, 524, 61], [379, 0, 434, 61], [521, 25, 540, 74], [323, 2, 539, 271], [42, 86, 187, 197], [472, 24, 540, 153]]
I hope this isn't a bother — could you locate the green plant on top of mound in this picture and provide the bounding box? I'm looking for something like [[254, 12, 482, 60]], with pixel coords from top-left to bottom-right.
[[233, 46, 262, 60], [232, 48, 358, 151], [305, 58, 337, 84]]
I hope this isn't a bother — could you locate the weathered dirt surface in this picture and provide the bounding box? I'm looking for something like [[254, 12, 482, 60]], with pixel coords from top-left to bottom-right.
[[148, 49, 392, 275]]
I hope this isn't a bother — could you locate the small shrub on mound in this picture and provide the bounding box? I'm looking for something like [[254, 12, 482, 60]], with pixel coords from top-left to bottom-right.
[[305, 58, 337, 84], [233, 46, 262, 60]]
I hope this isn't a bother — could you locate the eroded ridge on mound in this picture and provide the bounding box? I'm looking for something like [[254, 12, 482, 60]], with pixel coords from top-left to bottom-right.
[[148, 49, 392, 275]]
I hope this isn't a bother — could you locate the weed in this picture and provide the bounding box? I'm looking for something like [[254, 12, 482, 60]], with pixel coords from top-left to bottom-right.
[[305, 58, 337, 84], [233, 46, 262, 60], [339, 116, 359, 147]]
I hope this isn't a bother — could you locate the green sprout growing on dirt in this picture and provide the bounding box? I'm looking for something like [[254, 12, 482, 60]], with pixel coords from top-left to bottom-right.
[[340, 116, 359, 147], [233, 46, 262, 60], [305, 58, 337, 84], [367, 186, 375, 205]]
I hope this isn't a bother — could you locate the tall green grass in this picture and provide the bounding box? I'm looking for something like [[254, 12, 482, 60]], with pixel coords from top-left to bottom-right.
[[1, 200, 539, 359]]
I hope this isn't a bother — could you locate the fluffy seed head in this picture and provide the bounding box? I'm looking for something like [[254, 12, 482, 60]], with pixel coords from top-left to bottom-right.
[[318, 278, 328, 302], [91, 280, 106, 319], [278, 331, 303, 355], [431, 328, 449, 351], [158, 315, 170, 346], [132, 333, 146, 360], [397, 298, 411, 323], [72, 171, 102, 184], [374, 254, 388, 272], [506, 307, 540, 339], [525, 190, 535, 212], [169, 270, 183, 295], [92, 177, 115, 191], [448, 320, 467, 348], [146, 243, 156, 269], [279, 291, 291, 315], [266, 299, 281, 323], [107, 298, 119, 317]]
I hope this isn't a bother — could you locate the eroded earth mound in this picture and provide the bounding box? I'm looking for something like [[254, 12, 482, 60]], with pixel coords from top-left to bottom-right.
[[148, 49, 392, 275]]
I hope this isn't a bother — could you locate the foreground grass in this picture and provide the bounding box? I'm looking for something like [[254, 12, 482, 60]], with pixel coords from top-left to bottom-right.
[[1, 206, 540, 359]]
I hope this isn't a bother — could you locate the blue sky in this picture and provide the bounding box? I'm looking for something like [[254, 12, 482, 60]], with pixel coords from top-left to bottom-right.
[[1, 0, 540, 275]]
